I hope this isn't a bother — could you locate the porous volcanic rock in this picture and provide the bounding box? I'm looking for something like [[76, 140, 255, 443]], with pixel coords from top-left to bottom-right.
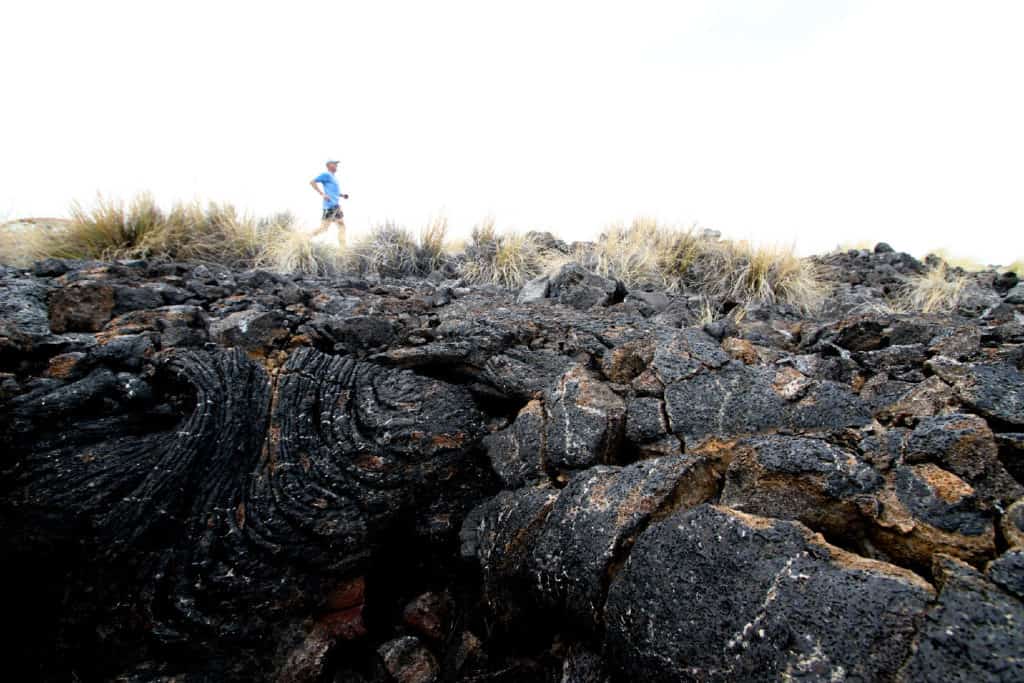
[[605, 505, 934, 682], [901, 555, 1024, 682], [2, 249, 1023, 681]]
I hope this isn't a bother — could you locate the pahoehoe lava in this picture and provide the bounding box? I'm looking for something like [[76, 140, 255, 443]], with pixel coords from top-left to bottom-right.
[[1, 249, 1023, 681]]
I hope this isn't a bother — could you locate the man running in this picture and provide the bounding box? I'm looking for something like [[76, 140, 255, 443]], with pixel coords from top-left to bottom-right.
[[310, 160, 349, 245]]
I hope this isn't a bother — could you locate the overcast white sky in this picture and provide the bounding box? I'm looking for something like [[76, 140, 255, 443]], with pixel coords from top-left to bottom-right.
[[2, 1, 1022, 263]]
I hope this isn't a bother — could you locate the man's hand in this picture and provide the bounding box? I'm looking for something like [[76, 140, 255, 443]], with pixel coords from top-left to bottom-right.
[[342, 193, 350, 200]]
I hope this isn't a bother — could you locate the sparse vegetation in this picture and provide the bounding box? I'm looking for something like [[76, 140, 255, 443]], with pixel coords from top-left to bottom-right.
[[61, 194, 164, 259], [345, 218, 456, 278], [417, 215, 450, 274], [708, 241, 828, 313], [573, 219, 662, 286], [572, 218, 827, 313], [462, 219, 547, 289], [1007, 260, 1023, 277], [0, 218, 67, 266], [345, 222, 420, 278], [696, 298, 720, 326], [135, 201, 295, 268], [259, 230, 341, 276], [11, 195, 1008, 318], [899, 263, 969, 313], [1, 194, 297, 268]]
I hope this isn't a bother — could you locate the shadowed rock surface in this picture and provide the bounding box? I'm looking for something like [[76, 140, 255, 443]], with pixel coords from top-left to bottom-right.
[[1, 247, 1023, 681]]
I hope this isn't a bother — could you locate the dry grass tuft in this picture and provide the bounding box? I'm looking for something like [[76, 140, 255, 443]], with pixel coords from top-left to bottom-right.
[[345, 218, 455, 278], [259, 230, 340, 276], [1006, 260, 1023, 277], [577, 218, 827, 312], [443, 236, 467, 255], [346, 222, 420, 277], [666, 239, 827, 313], [462, 219, 546, 289], [48, 194, 164, 260], [136, 202, 294, 267], [418, 215, 450, 273], [723, 242, 827, 312], [7, 194, 297, 269], [569, 218, 704, 289], [696, 298, 720, 326], [0, 219, 67, 266], [576, 219, 660, 286], [899, 263, 968, 313]]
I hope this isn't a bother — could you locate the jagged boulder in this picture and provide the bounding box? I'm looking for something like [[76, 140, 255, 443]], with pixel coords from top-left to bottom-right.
[[663, 363, 870, 442], [460, 487, 560, 629], [902, 555, 1024, 682], [548, 263, 623, 310], [483, 399, 547, 487], [870, 464, 997, 570], [904, 413, 1023, 507], [1005, 282, 1024, 304], [543, 366, 626, 471], [0, 276, 54, 354], [605, 505, 934, 682], [929, 358, 1024, 427], [720, 436, 883, 541], [526, 456, 720, 630]]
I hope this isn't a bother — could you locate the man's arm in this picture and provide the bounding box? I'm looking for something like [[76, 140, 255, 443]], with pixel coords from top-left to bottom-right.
[[309, 179, 327, 201]]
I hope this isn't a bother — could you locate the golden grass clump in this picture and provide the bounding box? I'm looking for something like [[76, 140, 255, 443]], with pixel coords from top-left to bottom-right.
[[345, 222, 420, 277], [709, 241, 828, 313], [46, 194, 164, 260], [7, 194, 297, 269], [899, 263, 969, 313], [136, 202, 294, 267], [1006, 260, 1023, 276], [259, 229, 340, 276], [418, 215, 450, 273], [443, 236, 467, 255], [344, 218, 457, 278], [463, 219, 545, 289], [580, 220, 659, 287], [681, 240, 826, 313], [579, 218, 827, 312], [0, 219, 67, 266], [651, 227, 703, 287], [583, 223, 649, 283], [571, 218, 702, 289]]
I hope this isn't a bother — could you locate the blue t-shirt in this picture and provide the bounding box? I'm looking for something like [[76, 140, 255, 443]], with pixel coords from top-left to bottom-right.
[[314, 171, 341, 208]]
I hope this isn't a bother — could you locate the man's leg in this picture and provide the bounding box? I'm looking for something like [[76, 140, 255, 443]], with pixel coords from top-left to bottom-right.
[[335, 218, 347, 248], [312, 219, 331, 237], [311, 207, 332, 237]]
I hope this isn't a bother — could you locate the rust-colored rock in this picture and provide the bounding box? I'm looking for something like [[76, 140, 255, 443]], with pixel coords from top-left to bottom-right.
[[1003, 498, 1024, 549], [49, 280, 115, 332], [402, 591, 451, 643], [869, 464, 996, 571], [722, 336, 759, 364], [875, 375, 958, 424]]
